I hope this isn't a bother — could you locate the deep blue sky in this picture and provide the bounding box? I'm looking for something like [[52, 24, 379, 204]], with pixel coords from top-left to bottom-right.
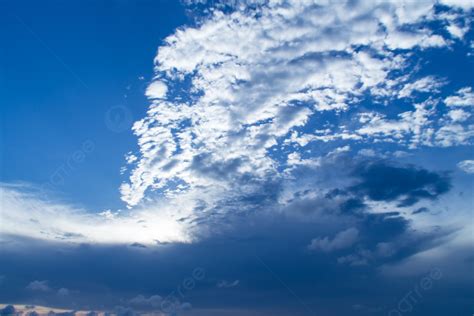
[[1, 0, 187, 210]]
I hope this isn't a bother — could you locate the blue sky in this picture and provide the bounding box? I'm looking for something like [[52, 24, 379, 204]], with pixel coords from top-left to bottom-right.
[[1, 0, 187, 210], [0, 1, 473, 315]]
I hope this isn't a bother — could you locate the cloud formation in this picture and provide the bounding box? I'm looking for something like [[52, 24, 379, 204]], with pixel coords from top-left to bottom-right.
[[349, 161, 451, 206], [457, 159, 474, 173], [26, 280, 50, 292], [308, 227, 359, 252], [1, 1, 473, 315], [121, 0, 473, 208], [0, 184, 191, 245]]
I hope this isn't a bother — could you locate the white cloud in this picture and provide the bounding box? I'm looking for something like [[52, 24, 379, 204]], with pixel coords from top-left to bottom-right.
[[145, 80, 168, 99], [1, 1, 470, 250], [122, 0, 462, 207], [447, 109, 471, 122], [435, 124, 474, 147], [444, 87, 474, 107], [0, 184, 191, 245], [308, 228, 359, 252], [393, 150, 412, 158], [446, 23, 469, 39], [286, 152, 321, 168], [385, 31, 446, 50], [358, 149, 377, 157], [353, 96, 474, 148], [357, 100, 438, 148], [457, 160, 474, 173], [398, 76, 445, 98], [439, 0, 474, 10]]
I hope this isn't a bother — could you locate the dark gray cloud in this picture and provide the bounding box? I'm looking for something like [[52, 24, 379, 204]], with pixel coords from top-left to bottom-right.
[[129, 243, 147, 249], [0, 159, 470, 315], [0, 205, 467, 316], [412, 206, 430, 214], [349, 160, 451, 207]]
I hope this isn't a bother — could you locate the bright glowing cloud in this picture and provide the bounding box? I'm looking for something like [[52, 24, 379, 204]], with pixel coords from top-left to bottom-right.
[[0, 184, 191, 245]]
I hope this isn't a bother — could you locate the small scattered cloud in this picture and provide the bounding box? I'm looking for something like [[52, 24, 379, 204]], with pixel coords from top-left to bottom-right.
[[398, 76, 445, 99], [145, 80, 167, 99], [446, 23, 469, 39], [26, 280, 50, 292], [128, 294, 191, 314], [308, 228, 359, 252], [357, 149, 377, 157], [128, 294, 163, 308], [457, 160, 474, 174], [447, 109, 471, 122], [57, 288, 69, 296], [444, 87, 474, 107]]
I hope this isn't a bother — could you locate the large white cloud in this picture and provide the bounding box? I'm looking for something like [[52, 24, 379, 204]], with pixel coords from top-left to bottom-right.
[[122, 0, 473, 207]]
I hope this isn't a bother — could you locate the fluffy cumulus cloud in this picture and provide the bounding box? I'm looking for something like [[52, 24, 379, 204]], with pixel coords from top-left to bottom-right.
[[444, 87, 474, 107], [121, 0, 473, 209], [397, 76, 446, 99], [145, 80, 168, 99]]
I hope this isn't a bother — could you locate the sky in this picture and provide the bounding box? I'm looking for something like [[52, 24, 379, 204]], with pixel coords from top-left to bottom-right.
[[0, 0, 473, 315]]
